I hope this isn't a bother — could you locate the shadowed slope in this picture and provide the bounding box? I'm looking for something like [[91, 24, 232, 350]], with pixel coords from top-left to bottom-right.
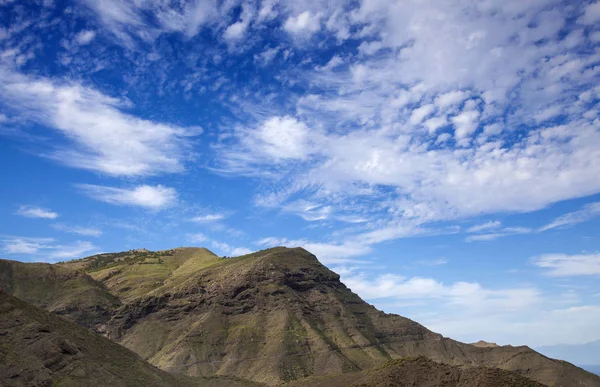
[[0, 259, 119, 333], [0, 288, 263, 387]]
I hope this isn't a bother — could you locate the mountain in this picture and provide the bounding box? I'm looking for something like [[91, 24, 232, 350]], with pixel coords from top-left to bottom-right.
[[0, 288, 259, 387], [537, 340, 600, 368], [2, 247, 600, 387], [286, 356, 546, 387], [0, 258, 119, 334]]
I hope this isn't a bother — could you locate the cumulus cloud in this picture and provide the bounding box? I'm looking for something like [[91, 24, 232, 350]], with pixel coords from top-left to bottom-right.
[[78, 184, 177, 210], [534, 253, 600, 277], [74, 30, 96, 45], [283, 11, 321, 37], [16, 205, 59, 219]]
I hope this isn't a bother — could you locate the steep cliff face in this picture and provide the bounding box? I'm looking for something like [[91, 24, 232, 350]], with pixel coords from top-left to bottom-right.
[[2, 247, 599, 387]]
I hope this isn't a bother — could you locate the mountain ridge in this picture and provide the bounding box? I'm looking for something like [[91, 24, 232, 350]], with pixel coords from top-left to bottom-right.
[[1, 246, 599, 387]]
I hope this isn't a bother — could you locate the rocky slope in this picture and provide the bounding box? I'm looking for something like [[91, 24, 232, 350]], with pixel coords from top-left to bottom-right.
[[2, 247, 599, 387], [0, 288, 259, 387], [0, 258, 119, 334], [286, 356, 547, 387]]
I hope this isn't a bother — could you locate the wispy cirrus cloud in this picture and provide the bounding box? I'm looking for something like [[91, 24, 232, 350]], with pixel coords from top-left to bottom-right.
[[465, 227, 532, 242], [16, 205, 59, 219], [467, 221, 501, 233], [0, 235, 97, 262], [191, 213, 227, 223], [539, 202, 600, 232], [77, 184, 177, 210], [534, 253, 600, 277], [0, 66, 199, 177], [52, 223, 102, 237]]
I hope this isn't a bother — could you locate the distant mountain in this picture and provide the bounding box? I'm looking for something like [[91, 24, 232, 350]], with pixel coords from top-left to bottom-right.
[[1, 247, 600, 387]]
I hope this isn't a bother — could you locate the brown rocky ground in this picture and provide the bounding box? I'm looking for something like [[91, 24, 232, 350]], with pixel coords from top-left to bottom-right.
[[285, 356, 547, 387]]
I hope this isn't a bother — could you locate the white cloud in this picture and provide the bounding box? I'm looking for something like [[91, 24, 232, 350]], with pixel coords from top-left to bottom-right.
[[78, 184, 177, 210], [16, 205, 59, 219], [435, 90, 469, 109], [47, 241, 97, 261], [211, 240, 252, 257], [467, 220, 501, 233], [465, 227, 531, 242], [409, 104, 435, 125], [2, 237, 53, 254], [1, 236, 97, 262], [534, 253, 600, 277], [452, 108, 480, 139], [52, 224, 102, 237], [0, 67, 197, 176], [258, 237, 372, 264], [223, 4, 253, 43], [339, 268, 540, 311], [252, 116, 314, 160], [223, 20, 248, 41], [539, 202, 600, 232], [283, 200, 332, 221], [191, 213, 226, 223], [82, 0, 217, 46], [425, 304, 600, 348], [283, 11, 321, 37], [220, 116, 319, 174], [75, 30, 96, 45], [579, 1, 600, 25], [187, 232, 208, 243], [358, 40, 383, 56]]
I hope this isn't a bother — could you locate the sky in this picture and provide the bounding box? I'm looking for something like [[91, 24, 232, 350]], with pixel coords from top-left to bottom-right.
[[1, 0, 600, 349]]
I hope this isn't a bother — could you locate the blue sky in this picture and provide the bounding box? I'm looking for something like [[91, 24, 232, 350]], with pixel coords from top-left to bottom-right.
[[1, 0, 600, 349]]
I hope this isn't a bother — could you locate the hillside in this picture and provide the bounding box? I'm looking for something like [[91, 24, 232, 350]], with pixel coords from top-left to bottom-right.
[[286, 356, 546, 387], [0, 258, 119, 333], [2, 247, 599, 387], [0, 288, 259, 387]]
